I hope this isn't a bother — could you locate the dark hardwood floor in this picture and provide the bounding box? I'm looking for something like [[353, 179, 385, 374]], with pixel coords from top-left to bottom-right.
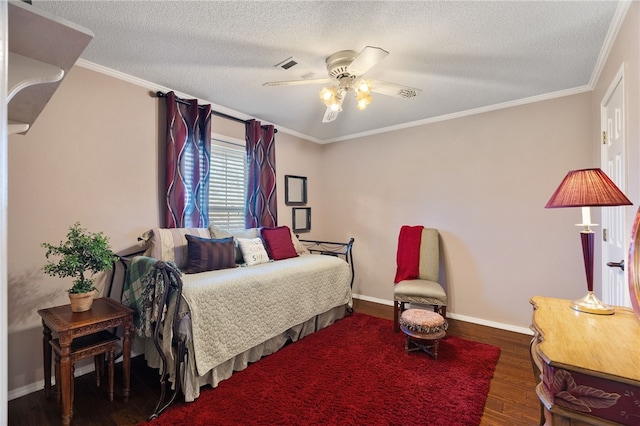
[[8, 300, 540, 425]]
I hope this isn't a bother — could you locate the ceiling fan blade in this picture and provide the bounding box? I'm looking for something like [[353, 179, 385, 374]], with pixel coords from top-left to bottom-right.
[[347, 46, 389, 76], [263, 78, 332, 87], [322, 107, 340, 123], [369, 80, 422, 99]]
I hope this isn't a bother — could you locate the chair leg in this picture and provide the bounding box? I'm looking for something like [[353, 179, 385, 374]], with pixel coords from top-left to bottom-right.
[[394, 301, 401, 332], [439, 305, 447, 319]]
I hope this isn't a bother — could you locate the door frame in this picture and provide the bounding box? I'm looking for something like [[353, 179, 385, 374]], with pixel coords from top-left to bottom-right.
[[1, 0, 8, 421], [600, 64, 629, 306]]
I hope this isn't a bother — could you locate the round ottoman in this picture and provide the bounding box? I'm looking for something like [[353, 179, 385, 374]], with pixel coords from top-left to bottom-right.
[[399, 309, 448, 359]]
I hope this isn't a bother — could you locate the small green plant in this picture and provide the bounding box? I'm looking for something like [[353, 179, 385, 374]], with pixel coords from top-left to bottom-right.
[[42, 222, 117, 294]]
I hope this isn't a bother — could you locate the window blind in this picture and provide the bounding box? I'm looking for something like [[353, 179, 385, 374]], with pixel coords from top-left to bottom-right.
[[209, 139, 247, 229]]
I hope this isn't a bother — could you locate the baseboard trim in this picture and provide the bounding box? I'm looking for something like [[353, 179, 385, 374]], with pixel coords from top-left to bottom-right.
[[352, 293, 394, 306], [446, 312, 533, 336], [352, 294, 533, 336], [8, 362, 96, 401], [7, 354, 133, 401]]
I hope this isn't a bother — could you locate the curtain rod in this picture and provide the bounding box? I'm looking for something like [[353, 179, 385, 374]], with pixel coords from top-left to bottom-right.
[[155, 91, 277, 133]]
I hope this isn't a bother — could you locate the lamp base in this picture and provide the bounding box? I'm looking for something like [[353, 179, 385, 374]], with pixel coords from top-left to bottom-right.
[[570, 291, 614, 315]]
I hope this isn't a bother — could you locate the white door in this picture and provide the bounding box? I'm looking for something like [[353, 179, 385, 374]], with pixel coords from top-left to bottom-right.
[[1, 0, 9, 421], [601, 68, 630, 308]]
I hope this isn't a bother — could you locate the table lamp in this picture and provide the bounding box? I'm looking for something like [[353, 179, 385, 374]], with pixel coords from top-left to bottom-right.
[[545, 168, 632, 314]]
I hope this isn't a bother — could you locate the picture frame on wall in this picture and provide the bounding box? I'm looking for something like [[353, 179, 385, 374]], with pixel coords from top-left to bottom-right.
[[292, 207, 311, 232], [285, 175, 307, 205]]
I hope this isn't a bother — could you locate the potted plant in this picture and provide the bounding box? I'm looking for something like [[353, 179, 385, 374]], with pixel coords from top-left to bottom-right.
[[42, 222, 117, 312]]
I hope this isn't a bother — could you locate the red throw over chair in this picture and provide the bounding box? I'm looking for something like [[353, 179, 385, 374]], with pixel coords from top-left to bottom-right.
[[393, 227, 447, 332]]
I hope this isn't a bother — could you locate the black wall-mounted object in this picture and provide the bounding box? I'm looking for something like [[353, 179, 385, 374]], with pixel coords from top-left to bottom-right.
[[285, 175, 307, 205], [292, 207, 311, 232]]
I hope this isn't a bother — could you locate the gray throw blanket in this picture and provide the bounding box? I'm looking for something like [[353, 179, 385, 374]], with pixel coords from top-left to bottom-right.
[[121, 256, 181, 338]]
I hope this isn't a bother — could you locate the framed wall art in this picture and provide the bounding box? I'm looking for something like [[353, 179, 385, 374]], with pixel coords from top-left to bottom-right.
[[292, 207, 311, 232], [285, 175, 307, 205]]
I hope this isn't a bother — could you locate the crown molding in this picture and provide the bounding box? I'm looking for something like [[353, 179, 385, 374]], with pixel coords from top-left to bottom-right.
[[77, 27, 610, 148], [588, 0, 633, 89], [323, 85, 593, 144]]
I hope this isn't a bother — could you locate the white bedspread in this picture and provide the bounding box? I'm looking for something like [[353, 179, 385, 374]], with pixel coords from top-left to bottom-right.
[[179, 253, 352, 375]]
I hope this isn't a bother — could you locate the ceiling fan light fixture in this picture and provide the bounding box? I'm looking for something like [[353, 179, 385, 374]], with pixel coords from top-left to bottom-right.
[[330, 92, 345, 112], [319, 86, 334, 102], [265, 46, 421, 123], [356, 91, 372, 110], [320, 86, 346, 111], [357, 79, 371, 95], [319, 86, 341, 108]]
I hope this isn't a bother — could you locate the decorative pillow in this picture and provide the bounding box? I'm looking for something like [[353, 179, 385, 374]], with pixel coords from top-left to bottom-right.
[[261, 226, 299, 261], [209, 225, 259, 263], [183, 235, 236, 274], [140, 227, 211, 269], [290, 229, 309, 255], [236, 237, 270, 266]]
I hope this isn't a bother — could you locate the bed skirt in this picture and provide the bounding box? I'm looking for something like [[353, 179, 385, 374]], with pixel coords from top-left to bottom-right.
[[133, 304, 349, 402]]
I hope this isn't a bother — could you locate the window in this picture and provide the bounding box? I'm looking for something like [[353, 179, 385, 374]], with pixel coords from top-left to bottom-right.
[[209, 136, 247, 229]]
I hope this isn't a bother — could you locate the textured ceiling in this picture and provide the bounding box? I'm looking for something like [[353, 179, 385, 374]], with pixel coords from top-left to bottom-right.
[[32, 0, 621, 143]]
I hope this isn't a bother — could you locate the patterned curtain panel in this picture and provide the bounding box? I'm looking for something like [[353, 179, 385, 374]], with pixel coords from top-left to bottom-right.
[[245, 119, 277, 228], [164, 91, 212, 228]]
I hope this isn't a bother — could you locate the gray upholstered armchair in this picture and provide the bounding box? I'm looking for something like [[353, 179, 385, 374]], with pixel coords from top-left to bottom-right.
[[393, 227, 447, 332]]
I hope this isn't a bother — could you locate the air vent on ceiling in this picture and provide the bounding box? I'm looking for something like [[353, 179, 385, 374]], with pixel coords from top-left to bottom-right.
[[274, 56, 316, 80], [398, 89, 419, 98]]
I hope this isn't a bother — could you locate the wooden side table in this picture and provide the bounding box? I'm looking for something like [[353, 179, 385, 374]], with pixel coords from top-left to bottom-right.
[[38, 297, 133, 426], [530, 296, 640, 425]]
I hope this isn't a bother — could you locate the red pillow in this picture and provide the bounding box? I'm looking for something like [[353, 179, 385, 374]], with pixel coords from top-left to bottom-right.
[[261, 226, 298, 261]]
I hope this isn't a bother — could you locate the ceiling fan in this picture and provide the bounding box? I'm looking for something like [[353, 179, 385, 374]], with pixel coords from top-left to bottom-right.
[[263, 46, 422, 123]]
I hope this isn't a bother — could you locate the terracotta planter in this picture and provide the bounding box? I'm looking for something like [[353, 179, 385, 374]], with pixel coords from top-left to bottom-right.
[[68, 290, 97, 312]]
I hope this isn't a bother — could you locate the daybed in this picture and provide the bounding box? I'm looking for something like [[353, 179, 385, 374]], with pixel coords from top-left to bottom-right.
[[119, 225, 354, 419]]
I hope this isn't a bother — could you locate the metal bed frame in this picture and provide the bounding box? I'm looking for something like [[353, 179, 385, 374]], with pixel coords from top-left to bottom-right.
[[106, 237, 355, 420]]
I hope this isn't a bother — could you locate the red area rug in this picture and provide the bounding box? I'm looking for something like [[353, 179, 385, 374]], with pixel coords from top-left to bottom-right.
[[143, 313, 500, 426]]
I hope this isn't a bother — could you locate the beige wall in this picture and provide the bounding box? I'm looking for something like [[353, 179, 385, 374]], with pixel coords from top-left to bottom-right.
[[6, 66, 324, 394], [320, 93, 594, 327], [320, 2, 640, 328], [8, 67, 159, 394], [275, 132, 326, 239], [321, 1, 639, 330]]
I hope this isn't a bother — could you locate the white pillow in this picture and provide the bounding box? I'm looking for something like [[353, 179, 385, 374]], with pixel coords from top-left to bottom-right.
[[139, 227, 211, 269], [236, 237, 270, 266], [290, 230, 309, 255], [209, 226, 260, 263], [209, 225, 259, 240]]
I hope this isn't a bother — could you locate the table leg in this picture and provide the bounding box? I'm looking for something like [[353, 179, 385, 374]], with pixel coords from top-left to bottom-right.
[[122, 317, 132, 402], [42, 322, 52, 399], [95, 355, 103, 388], [54, 353, 61, 403], [59, 334, 73, 426], [108, 350, 114, 402]]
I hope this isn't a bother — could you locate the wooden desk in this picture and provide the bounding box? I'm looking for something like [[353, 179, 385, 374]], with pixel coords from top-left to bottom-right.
[[530, 296, 640, 425], [38, 297, 133, 425]]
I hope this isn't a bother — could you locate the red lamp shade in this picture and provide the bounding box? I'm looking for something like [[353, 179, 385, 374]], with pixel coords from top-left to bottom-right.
[[545, 168, 633, 315], [545, 168, 632, 208]]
